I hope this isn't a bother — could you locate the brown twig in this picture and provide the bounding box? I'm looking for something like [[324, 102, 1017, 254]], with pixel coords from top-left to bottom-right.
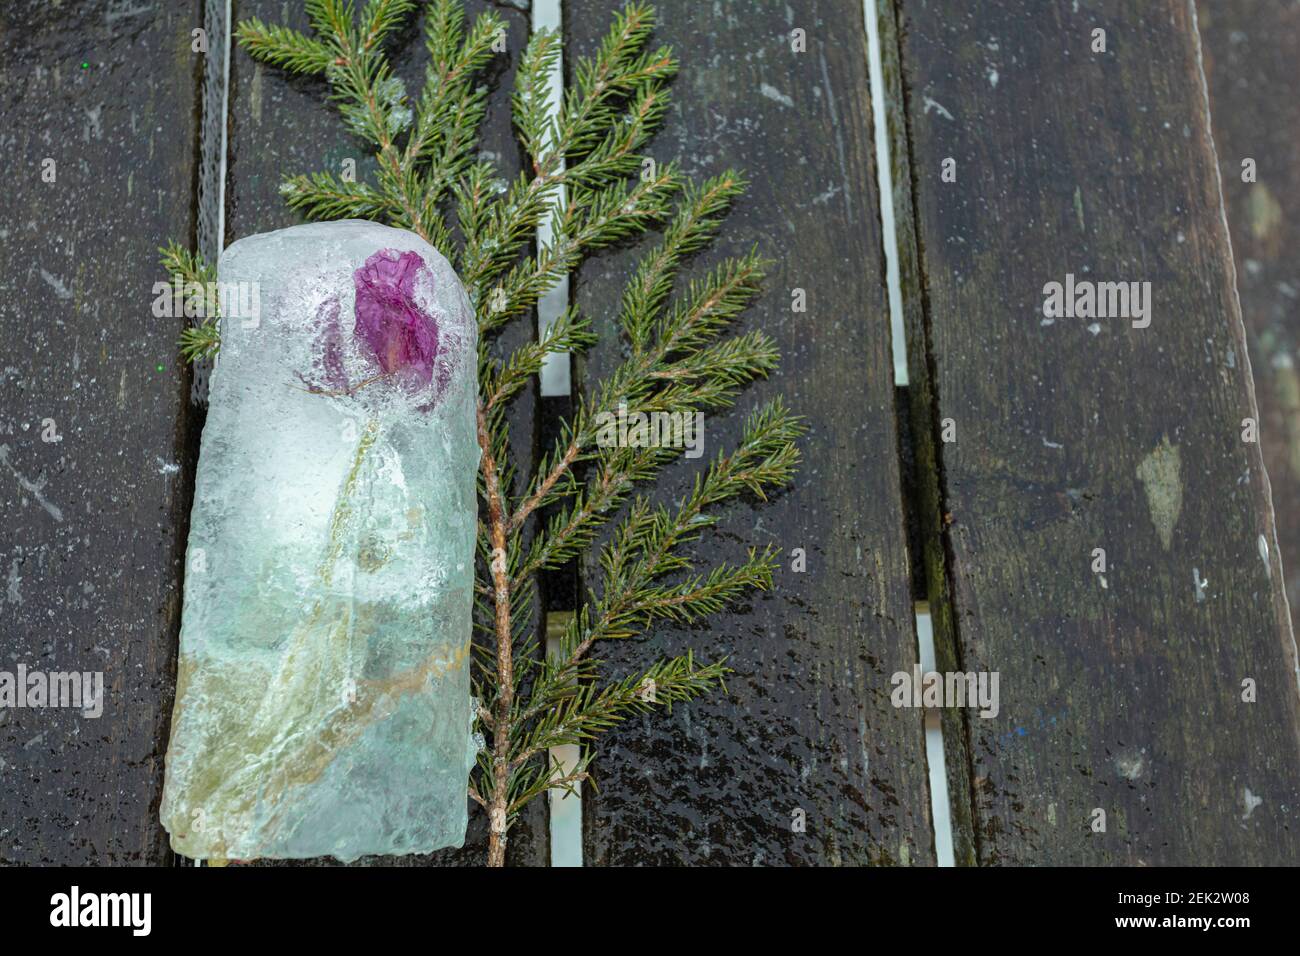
[[476, 398, 514, 867]]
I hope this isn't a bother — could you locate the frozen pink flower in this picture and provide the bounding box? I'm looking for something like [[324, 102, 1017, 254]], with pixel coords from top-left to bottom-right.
[[296, 249, 445, 406], [352, 249, 440, 388]]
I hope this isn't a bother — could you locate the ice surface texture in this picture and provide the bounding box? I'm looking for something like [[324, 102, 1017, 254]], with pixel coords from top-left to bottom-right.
[[160, 221, 480, 861]]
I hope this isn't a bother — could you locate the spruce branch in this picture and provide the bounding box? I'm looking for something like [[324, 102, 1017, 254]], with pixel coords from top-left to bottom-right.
[[512, 651, 727, 769], [166, 0, 801, 867], [160, 241, 221, 362], [279, 172, 400, 221], [235, 19, 336, 74]]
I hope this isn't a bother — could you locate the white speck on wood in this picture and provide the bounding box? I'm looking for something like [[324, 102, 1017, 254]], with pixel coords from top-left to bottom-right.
[[39, 269, 72, 300], [6, 559, 21, 605], [923, 96, 954, 120], [759, 83, 793, 108], [0, 444, 63, 523]]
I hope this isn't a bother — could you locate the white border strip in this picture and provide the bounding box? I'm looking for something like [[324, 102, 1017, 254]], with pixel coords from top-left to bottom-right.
[[915, 606, 955, 866], [863, 0, 908, 386], [217, 0, 231, 256], [535, 0, 572, 399], [534, 0, 582, 867]]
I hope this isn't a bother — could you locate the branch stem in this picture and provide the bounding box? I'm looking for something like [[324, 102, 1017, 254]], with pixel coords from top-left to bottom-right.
[[477, 398, 514, 867]]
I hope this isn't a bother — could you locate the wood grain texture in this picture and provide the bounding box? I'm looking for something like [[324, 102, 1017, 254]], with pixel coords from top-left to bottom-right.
[[1198, 1, 1300, 616], [0, 0, 203, 864], [225, 0, 546, 866], [895, 0, 1300, 864], [568, 0, 934, 866]]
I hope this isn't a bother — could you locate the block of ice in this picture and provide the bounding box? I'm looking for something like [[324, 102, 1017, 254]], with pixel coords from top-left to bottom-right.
[[160, 221, 480, 861]]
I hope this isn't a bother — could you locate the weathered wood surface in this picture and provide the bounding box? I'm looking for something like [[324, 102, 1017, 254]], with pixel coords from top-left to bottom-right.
[[226, 0, 546, 866], [1198, 2, 1300, 616], [893, 0, 1300, 864], [569, 0, 935, 865], [0, 1, 203, 864]]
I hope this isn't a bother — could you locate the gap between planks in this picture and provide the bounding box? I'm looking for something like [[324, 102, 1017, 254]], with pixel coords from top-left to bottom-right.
[[864, 0, 960, 865], [535, 0, 583, 868], [866, 0, 978, 865]]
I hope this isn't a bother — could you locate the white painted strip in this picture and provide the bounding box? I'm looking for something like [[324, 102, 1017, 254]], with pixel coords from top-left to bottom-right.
[[915, 605, 955, 866], [862, 0, 908, 386], [533, 0, 582, 868], [534, 0, 572, 398], [547, 737, 584, 867], [545, 616, 583, 867], [217, 0, 231, 255]]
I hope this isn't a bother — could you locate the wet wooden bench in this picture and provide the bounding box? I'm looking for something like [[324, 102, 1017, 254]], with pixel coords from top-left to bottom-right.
[[2, 0, 1297, 865]]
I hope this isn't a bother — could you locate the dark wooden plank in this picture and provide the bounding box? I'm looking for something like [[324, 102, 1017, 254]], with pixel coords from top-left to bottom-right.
[[226, 0, 547, 867], [0, 0, 203, 864], [568, 0, 934, 866], [894, 0, 1300, 864], [1198, 2, 1300, 616]]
